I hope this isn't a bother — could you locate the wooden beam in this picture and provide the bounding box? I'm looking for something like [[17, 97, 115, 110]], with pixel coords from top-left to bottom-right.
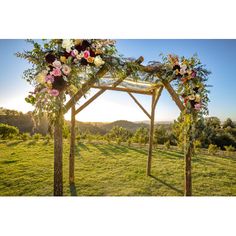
[[64, 65, 109, 114], [74, 56, 145, 115], [162, 81, 185, 112], [128, 92, 151, 119], [153, 86, 163, 109], [69, 104, 75, 184], [54, 92, 64, 196], [147, 90, 156, 176], [91, 85, 152, 95], [75, 89, 105, 115]]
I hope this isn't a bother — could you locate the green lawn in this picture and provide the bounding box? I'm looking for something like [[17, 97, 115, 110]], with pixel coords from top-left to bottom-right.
[[0, 139, 236, 196]]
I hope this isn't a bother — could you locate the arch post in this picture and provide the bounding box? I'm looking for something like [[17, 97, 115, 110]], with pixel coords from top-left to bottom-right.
[[184, 114, 194, 196], [54, 92, 64, 196], [147, 90, 156, 176], [69, 104, 76, 184]]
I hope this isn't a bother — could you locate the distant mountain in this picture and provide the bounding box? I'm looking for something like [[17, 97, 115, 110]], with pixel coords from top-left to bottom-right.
[[101, 120, 149, 132], [134, 120, 173, 125]]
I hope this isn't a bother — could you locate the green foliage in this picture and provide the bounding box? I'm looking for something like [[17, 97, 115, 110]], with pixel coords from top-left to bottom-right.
[[223, 118, 235, 129], [154, 125, 169, 145], [108, 126, 132, 142], [164, 140, 170, 150], [116, 137, 122, 145], [32, 133, 42, 141], [62, 123, 70, 139], [133, 127, 149, 145], [44, 134, 51, 143], [194, 140, 202, 153], [0, 123, 19, 139], [127, 138, 132, 147], [208, 144, 219, 155], [224, 145, 235, 155], [21, 132, 31, 141]]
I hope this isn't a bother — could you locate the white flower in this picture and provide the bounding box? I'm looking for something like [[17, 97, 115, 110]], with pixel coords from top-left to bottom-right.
[[35, 70, 48, 84], [62, 64, 71, 75], [52, 60, 62, 68], [180, 64, 187, 75], [94, 56, 105, 67], [62, 39, 74, 53]]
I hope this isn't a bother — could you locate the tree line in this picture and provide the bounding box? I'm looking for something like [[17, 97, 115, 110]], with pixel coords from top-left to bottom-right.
[[0, 107, 236, 152]]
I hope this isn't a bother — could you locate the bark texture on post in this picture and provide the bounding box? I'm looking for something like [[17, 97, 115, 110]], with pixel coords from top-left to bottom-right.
[[146, 87, 163, 176], [184, 115, 193, 196], [69, 104, 75, 184], [147, 91, 156, 176], [54, 93, 64, 196], [184, 141, 193, 196]]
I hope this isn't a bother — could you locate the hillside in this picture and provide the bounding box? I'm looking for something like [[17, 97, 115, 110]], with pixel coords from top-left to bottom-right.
[[101, 120, 149, 132]]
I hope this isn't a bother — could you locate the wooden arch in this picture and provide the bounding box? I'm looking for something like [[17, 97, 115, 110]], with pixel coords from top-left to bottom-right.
[[54, 56, 192, 197]]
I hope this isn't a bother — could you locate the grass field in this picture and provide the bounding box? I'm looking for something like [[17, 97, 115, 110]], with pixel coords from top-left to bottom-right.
[[0, 139, 236, 196]]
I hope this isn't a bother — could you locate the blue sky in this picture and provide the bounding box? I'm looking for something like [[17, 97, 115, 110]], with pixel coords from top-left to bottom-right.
[[0, 39, 235, 122]]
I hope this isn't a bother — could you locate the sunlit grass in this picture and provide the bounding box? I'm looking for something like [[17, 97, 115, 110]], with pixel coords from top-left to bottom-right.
[[0, 140, 236, 196]]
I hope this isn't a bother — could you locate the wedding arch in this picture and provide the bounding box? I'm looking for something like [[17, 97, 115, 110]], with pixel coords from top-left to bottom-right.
[[17, 39, 210, 196]]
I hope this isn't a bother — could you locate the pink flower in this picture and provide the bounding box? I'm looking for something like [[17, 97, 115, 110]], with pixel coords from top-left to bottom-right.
[[49, 89, 59, 97], [51, 68, 62, 77], [194, 103, 201, 111], [62, 64, 71, 75], [45, 74, 54, 83], [191, 70, 197, 78], [52, 60, 62, 68], [83, 50, 90, 59]]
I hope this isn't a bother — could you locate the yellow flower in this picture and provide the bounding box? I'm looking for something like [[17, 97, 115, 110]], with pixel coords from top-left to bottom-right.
[[74, 39, 83, 45], [195, 94, 201, 103], [87, 56, 94, 63], [188, 94, 195, 100], [35, 70, 47, 84], [60, 56, 67, 63]]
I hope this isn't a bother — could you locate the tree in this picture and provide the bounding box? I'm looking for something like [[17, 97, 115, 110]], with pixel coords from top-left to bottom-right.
[[0, 123, 19, 139], [108, 126, 132, 143], [133, 127, 149, 146], [154, 125, 168, 145], [223, 118, 235, 129]]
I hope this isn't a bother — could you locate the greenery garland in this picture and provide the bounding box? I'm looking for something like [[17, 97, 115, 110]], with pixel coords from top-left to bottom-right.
[[16, 39, 125, 122], [160, 54, 211, 153]]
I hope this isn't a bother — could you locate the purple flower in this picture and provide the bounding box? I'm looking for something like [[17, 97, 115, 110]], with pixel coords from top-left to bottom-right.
[[191, 70, 197, 78], [194, 103, 201, 111], [45, 74, 54, 83]]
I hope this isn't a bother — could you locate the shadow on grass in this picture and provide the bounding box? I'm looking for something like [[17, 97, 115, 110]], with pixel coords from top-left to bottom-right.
[[195, 156, 236, 170], [27, 140, 37, 146], [1, 159, 19, 164], [77, 142, 91, 151], [0, 140, 7, 144], [70, 183, 78, 196], [156, 149, 184, 159], [6, 140, 23, 146], [150, 175, 183, 195]]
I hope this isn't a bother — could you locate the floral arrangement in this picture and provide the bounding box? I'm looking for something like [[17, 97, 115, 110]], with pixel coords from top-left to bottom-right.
[[160, 54, 210, 116], [16, 39, 117, 120]]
